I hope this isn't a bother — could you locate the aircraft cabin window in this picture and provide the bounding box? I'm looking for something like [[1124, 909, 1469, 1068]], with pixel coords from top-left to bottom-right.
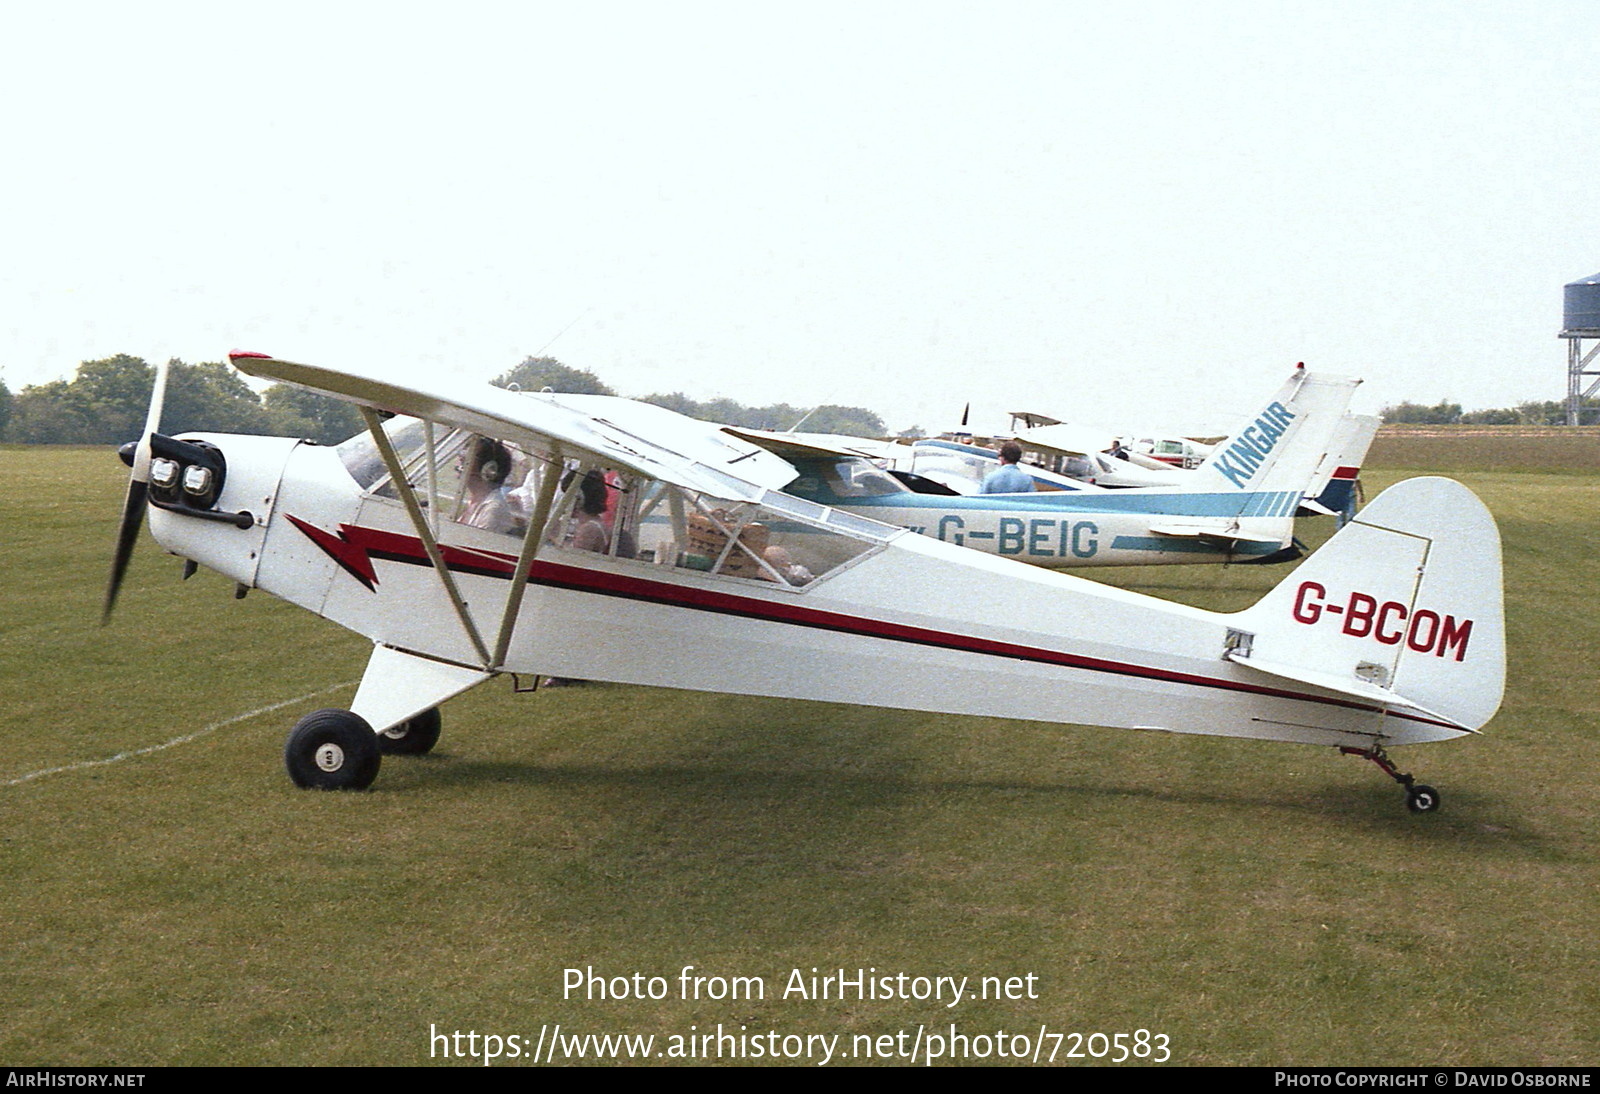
[[823, 461, 905, 499], [537, 467, 888, 590], [346, 421, 542, 540], [346, 430, 895, 589], [336, 416, 431, 490]]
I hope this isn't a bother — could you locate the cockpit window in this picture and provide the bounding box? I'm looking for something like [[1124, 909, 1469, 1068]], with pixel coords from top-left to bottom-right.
[[344, 421, 898, 591], [534, 462, 893, 590], [820, 461, 904, 498], [336, 416, 430, 490]]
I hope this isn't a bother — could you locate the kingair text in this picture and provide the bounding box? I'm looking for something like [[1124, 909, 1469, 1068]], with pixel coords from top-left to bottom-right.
[[1211, 401, 1297, 489]]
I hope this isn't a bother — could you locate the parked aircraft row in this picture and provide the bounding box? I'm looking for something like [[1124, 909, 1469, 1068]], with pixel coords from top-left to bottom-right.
[[101, 354, 1501, 814], [728, 367, 1378, 570]]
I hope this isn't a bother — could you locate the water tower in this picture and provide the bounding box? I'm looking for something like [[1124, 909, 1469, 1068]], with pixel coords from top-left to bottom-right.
[[1562, 271, 1600, 425]]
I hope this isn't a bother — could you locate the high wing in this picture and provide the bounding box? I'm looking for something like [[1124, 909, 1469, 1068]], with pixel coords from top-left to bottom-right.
[[1014, 423, 1112, 459], [1015, 424, 1183, 481], [229, 352, 799, 502], [1008, 409, 1062, 430], [719, 426, 906, 465]]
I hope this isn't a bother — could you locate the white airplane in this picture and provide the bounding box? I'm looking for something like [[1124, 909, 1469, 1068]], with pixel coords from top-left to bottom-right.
[[1009, 410, 1217, 469], [736, 368, 1359, 568], [1131, 434, 1215, 469], [103, 353, 1504, 812]]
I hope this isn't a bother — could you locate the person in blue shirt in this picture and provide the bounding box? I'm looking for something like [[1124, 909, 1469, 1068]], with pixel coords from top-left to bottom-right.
[[980, 442, 1036, 493]]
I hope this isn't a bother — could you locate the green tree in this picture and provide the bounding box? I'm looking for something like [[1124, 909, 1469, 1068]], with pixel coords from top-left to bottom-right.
[[0, 378, 12, 440], [493, 356, 615, 395], [6, 355, 285, 443], [639, 391, 699, 417], [1458, 406, 1520, 425], [640, 390, 885, 436], [6, 383, 87, 444], [164, 360, 270, 435], [796, 404, 885, 437], [1380, 400, 1463, 425], [66, 354, 157, 443], [261, 384, 364, 444]]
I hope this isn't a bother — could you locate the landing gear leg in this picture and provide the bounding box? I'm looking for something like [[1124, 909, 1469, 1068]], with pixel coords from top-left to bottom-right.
[[1341, 745, 1440, 814]]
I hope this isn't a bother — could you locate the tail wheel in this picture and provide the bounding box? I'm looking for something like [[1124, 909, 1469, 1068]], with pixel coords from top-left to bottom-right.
[[1406, 784, 1441, 814], [377, 707, 442, 755], [285, 709, 381, 790]]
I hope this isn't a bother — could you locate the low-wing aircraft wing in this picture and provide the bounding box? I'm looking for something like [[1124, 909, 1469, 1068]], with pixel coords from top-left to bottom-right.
[[1145, 521, 1286, 544], [103, 352, 1503, 814]]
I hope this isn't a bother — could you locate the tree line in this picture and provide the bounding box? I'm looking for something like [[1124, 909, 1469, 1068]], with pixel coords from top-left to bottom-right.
[[492, 357, 886, 436], [1380, 397, 1600, 425], [0, 355, 363, 446], [0, 354, 885, 446]]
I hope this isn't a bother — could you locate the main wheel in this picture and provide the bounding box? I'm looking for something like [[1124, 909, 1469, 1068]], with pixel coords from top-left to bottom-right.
[[1406, 784, 1441, 814], [285, 709, 381, 790], [377, 707, 442, 756]]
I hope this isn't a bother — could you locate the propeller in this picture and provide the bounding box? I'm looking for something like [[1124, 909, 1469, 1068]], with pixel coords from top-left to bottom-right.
[[101, 359, 170, 625]]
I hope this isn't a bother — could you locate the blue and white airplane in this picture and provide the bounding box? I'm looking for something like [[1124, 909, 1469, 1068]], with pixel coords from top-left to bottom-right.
[[734, 367, 1359, 569], [924, 409, 1379, 523]]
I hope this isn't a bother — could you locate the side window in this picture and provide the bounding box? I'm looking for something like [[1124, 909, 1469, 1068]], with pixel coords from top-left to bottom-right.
[[541, 469, 886, 590], [542, 466, 639, 559], [344, 419, 538, 541], [446, 435, 529, 538]]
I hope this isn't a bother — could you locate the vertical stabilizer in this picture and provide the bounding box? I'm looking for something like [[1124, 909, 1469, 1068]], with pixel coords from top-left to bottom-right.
[[1194, 369, 1361, 498], [1228, 477, 1505, 734]]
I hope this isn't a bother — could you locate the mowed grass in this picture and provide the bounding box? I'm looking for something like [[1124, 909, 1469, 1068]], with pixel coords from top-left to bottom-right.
[[1, 442, 1596, 1066]]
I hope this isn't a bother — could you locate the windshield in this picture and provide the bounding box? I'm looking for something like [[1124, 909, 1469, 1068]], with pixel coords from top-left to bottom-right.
[[335, 416, 431, 490]]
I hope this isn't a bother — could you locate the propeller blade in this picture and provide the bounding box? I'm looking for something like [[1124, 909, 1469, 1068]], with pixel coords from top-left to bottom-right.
[[129, 359, 170, 484], [102, 479, 148, 625], [101, 360, 171, 626]]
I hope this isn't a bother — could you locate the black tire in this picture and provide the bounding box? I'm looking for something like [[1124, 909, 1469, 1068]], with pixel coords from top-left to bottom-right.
[[285, 708, 381, 790], [1406, 784, 1441, 814], [377, 707, 442, 756]]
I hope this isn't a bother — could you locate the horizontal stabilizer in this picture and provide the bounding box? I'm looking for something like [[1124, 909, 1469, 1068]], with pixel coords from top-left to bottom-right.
[[1225, 652, 1475, 730], [1149, 521, 1284, 544]]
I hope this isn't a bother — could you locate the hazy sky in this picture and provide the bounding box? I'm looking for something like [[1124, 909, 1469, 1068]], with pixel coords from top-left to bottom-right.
[[2, 1, 1594, 436]]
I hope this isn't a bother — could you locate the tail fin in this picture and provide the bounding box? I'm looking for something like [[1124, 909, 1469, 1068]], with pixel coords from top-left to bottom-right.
[[1228, 477, 1505, 735], [1194, 368, 1360, 497], [1299, 413, 1380, 520]]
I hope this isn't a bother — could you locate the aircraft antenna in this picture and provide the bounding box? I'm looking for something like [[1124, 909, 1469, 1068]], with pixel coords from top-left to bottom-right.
[[534, 309, 591, 357]]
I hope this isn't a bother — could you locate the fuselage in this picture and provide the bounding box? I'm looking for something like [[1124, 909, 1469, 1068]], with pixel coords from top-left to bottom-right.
[[781, 456, 1297, 567], [143, 427, 1462, 749]]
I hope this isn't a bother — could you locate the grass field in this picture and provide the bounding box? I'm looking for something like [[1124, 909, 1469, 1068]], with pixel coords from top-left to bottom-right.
[[2, 439, 1596, 1066]]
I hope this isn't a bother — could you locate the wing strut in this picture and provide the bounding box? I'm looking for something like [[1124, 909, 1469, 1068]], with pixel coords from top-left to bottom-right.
[[491, 444, 563, 669], [360, 407, 493, 668]]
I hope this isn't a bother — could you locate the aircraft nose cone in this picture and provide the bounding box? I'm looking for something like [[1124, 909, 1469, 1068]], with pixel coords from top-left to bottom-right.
[[117, 441, 137, 468]]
